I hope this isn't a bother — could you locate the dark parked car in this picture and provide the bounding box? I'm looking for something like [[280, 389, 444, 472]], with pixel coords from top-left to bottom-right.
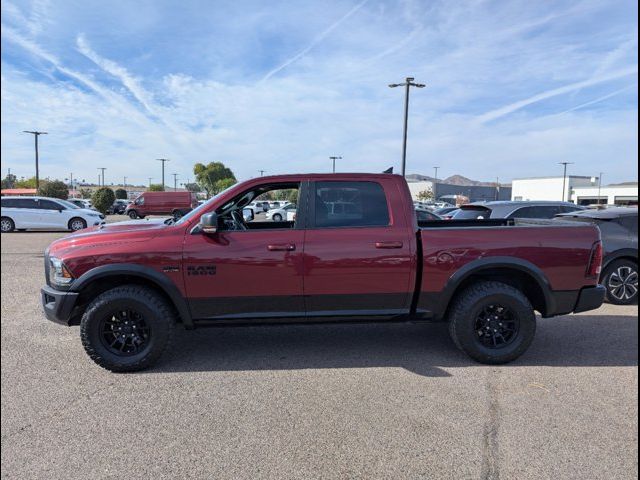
[[453, 201, 586, 220], [107, 200, 128, 215], [556, 208, 638, 305], [434, 206, 459, 219]]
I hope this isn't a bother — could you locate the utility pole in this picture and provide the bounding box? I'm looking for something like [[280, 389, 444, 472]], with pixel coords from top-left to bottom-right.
[[433, 166, 440, 201], [259, 170, 266, 177], [596, 172, 604, 205], [23, 131, 47, 189], [172, 173, 179, 191], [123, 176, 127, 189], [97, 168, 106, 187], [329, 156, 342, 173], [388, 77, 425, 177], [495, 177, 500, 201], [148, 177, 153, 187], [69, 172, 73, 194], [558, 162, 574, 202], [156, 159, 169, 191]]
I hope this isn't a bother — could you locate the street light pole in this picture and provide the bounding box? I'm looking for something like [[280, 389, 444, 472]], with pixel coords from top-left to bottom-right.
[[329, 156, 342, 173], [156, 159, 170, 191], [597, 172, 604, 205], [433, 166, 440, 201], [259, 170, 266, 177], [23, 131, 47, 189], [148, 177, 153, 188], [172, 173, 179, 191], [97, 168, 106, 187], [389, 77, 425, 177], [123, 176, 127, 189], [558, 162, 574, 202]]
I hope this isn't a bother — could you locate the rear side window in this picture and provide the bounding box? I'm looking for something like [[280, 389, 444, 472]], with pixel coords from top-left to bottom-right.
[[4, 198, 38, 209], [314, 181, 389, 228], [508, 206, 562, 219]]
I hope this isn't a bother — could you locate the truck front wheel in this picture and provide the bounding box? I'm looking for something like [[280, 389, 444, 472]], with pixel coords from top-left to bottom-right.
[[80, 285, 175, 372], [448, 281, 536, 364]]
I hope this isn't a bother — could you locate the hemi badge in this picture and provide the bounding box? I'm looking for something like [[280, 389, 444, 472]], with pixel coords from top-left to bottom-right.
[[162, 266, 180, 273]]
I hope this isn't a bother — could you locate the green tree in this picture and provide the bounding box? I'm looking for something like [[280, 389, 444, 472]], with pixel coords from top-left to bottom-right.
[[214, 177, 236, 194], [1, 173, 17, 189], [92, 187, 116, 214], [79, 188, 93, 199], [416, 187, 434, 201], [38, 180, 69, 199], [193, 162, 236, 197], [15, 177, 38, 189], [114, 188, 128, 199], [148, 184, 165, 192]]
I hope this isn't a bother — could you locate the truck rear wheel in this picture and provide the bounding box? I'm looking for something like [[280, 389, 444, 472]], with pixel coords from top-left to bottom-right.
[[80, 285, 175, 372], [448, 281, 536, 364]]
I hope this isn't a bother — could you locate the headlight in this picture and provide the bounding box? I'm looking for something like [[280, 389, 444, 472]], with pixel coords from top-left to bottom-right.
[[49, 257, 74, 289]]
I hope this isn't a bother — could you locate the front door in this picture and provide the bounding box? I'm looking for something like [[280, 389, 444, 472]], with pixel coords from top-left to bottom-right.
[[182, 182, 305, 319], [303, 180, 415, 316]]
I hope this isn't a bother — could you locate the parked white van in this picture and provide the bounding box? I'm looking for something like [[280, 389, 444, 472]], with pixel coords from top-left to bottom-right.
[[0, 196, 105, 232]]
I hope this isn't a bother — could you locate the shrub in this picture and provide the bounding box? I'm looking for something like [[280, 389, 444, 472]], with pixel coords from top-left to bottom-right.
[[37, 180, 69, 200], [114, 188, 128, 199], [92, 187, 116, 214]]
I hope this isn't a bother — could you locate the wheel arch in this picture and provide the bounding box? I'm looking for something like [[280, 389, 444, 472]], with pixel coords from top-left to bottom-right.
[[439, 257, 554, 319], [69, 264, 193, 328], [602, 249, 638, 274]]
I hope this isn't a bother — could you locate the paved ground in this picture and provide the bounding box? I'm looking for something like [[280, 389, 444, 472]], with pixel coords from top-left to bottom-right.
[[1, 224, 637, 479]]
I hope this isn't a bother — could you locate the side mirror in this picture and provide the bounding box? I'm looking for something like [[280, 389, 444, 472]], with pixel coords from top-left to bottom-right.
[[200, 212, 218, 234], [242, 208, 255, 222]]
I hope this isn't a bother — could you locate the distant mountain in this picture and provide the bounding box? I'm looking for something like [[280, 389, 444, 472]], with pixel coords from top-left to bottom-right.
[[407, 173, 510, 187]]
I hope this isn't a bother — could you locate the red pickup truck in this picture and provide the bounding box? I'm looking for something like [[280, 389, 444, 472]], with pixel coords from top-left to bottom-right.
[[41, 173, 605, 371]]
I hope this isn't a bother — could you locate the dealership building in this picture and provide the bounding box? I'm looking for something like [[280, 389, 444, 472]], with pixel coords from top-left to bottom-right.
[[511, 176, 638, 206]]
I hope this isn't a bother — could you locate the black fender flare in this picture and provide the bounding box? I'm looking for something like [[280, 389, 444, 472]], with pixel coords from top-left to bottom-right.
[[70, 263, 194, 328], [437, 256, 555, 317]]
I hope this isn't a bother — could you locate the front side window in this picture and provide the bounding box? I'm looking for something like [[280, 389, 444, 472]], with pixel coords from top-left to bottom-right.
[[314, 181, 389, 228], [135, 196, 145, 205], [38, 200, 63, 210]]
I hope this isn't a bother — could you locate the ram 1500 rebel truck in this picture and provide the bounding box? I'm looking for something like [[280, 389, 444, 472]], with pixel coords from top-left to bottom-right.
[[41, 173, 605, 371]]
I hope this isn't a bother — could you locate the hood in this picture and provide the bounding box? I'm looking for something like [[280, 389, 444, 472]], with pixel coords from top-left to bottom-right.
[[49, 218, 173, 255]]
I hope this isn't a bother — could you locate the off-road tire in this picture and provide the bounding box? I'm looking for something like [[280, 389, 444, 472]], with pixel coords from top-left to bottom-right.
[[448, 281, 536, 364], [80, 285, 175, 372]]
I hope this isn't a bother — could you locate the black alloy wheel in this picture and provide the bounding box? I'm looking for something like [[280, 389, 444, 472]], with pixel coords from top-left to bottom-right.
[[99, 309, 151, 356], [474, 304, 519, 349]]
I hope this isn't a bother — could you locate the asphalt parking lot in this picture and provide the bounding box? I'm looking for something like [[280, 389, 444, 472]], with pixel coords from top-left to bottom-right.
[[1, 223, 637, 480]]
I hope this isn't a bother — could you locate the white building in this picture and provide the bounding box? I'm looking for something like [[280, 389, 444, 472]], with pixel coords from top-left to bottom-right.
[[512, 176, 638, 206], [407, 181, 434, 199]]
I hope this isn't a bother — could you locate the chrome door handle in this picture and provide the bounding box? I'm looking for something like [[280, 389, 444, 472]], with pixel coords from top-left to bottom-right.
[[267, 244, 296, 251], [375, 241, 403, 249]]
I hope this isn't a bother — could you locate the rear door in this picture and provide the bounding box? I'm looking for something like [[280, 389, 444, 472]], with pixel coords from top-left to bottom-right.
[[303, 179, 415, 316], [12, 198, 41, 228]]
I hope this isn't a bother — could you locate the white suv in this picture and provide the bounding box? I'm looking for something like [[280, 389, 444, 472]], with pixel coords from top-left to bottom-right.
[[1, 196, 105, 233]]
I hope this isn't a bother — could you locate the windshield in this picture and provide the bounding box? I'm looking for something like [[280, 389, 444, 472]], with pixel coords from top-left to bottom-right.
[[453, 207, 491, 220], [57, 199, 81, 209], [174, 185, 236, 226]]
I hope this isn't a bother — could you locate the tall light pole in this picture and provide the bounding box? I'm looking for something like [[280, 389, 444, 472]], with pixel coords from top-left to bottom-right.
[[433, 166, 440, 201], [329, 156, 342, 173], [495, 177, 500, 201], [597, 172, 604, 205], [259, 170, 266, 177], [389, 77, 425, 177], [172, 173, 179, 191], [156, 159, 169, 191], [123, 176, 127, 189], [148, 177, 153, 188], [559, 162, 574, 202], [97, 167, 106, 187], [23, 130, 47, 189]]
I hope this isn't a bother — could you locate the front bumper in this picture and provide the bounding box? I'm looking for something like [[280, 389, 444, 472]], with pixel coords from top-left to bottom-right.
[[41, 285, 79, 326]]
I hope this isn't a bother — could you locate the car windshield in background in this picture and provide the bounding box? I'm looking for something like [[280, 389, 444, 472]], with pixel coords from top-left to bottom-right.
[[57, 199, 81, 209], [453, 208, 490, 219]]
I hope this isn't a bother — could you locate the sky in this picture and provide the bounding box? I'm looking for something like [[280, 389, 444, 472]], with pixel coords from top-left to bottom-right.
[[1, 0, 638, 187]]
